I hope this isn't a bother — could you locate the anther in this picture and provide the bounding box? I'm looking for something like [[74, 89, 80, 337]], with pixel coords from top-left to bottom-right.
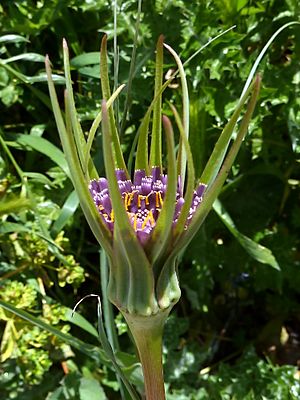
[[133, 213, 137, 231], [155, 191, 163, 208], [142, 210, 155, 229]]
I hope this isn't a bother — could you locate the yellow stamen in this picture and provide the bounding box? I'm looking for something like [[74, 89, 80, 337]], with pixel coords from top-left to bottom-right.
[[127, 192, 135, 208], [110, 209, 114, 222], [142, 210, 155, 230], [155, 191, 163, 209], [138, 194, 148, 208], [133, 213, 137, 231], [124, 193, 129, 210]]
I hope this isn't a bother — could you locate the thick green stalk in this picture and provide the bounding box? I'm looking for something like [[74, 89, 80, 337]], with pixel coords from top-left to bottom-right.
[[124, 311, 170, 400]]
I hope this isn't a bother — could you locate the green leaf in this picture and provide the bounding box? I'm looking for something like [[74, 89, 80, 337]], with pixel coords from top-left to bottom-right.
[[51, 190, 79, 237], [0, 222, 64, 252], [14, 134, 71, 179], [0, 221, 35, 235], [198, 24, 299, 189], [24, 172, 56, 187], [240, 21, 300, 99], [71, 52, 100, 67], [79, 377, 106, 400], [27, 73, 66, 84], [213, 199, 280, 270], [0, 34, 29, 44], [0, 197, 31, 216], [77, 66, 100, 79], [0, 320, 16, 362], [46, 387, 64, 400], [65, 308, 99, 338], [3, 53, 45, 64], [0, 300, 104, 362]]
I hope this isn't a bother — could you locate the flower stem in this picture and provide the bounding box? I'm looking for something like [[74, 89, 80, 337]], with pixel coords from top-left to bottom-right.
[[124, 310, 170, 400]]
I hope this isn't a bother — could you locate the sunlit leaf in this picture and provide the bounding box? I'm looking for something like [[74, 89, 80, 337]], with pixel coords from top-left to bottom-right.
[[14, 134, 71, 179], [0, 34, 29, 44], [213, 199, 280, 270]]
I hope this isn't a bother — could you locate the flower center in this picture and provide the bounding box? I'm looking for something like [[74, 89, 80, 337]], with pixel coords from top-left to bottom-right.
[[89, 167, 206, 245], [124, 190, 164, 231]]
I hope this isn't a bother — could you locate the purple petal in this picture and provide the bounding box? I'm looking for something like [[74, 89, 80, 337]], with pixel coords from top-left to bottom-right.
[[136, 230, 151, 245], [177, 175, 183, 195], [141, 177, 153, 195], [196, 183, 207, 198], [115, 169, 127, 182], [161, 174, 168, 186], [102, 194, 112, 213], [151, 166, 162, 181], [89, 180, 99, 194], [134, 169, 146, 186], [174, 197, 184, 218], [118, 179, 133, 194], [98, 178, 109, 191]]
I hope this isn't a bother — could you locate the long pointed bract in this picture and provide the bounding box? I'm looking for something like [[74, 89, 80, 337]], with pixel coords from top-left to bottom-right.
[[100, 36, 128, 173], [46, 57, 113, 257], [175, 75, 261, 256], [147, 116, 177, 266], [164, 43, 189, 188], [149, 35, 164, 170], [170, 105, 196, 237]]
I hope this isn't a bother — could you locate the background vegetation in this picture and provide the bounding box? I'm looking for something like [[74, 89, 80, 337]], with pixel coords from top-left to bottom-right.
[[0, 0, 300, 399]]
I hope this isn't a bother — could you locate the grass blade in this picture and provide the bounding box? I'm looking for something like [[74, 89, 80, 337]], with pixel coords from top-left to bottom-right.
[[0, 300, 103, 362], [240, 21, 300, 99]]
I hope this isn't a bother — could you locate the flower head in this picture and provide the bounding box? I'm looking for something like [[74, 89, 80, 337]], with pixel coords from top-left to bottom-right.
[[89, 167, 206, 246], [46, 34, 260, 316]]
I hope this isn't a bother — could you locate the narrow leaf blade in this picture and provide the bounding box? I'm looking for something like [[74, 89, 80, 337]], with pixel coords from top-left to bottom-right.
[[213, 199, 280, 270]]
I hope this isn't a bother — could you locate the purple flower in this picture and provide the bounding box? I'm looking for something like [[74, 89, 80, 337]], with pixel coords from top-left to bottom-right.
[[89, 167, 206, 246]]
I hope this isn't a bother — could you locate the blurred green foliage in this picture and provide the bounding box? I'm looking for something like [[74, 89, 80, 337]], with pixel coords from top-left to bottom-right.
[[0, 0, 300, 398]]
